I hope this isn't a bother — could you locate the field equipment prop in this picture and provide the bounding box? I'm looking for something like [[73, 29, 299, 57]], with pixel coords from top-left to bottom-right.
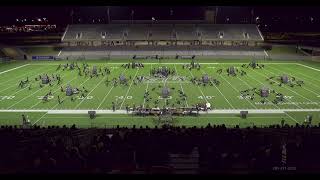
[[41, 75, 50, 84], [260, 87, 270, 98], [240, 111, 248, 119], [88, 111, 96, 119]]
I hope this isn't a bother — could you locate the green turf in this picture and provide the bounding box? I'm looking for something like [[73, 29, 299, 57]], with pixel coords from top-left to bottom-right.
[[21, 46, 61, 56], [0, 59, 320, 128], [267, 46, 304, 56], [0, 61, 28, 72], [0, 112, 318, 128]]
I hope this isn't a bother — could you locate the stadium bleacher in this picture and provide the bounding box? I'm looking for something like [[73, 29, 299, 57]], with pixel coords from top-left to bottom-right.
[[62, 24, 263, 42], [58, 23, 265, 59]]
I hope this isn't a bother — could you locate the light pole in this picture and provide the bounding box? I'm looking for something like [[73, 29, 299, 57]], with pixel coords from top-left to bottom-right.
[[131, 9, 134, 24], [251, 8, 254, 24], [70, 9, 74, 24], [215, 6, 218, 24], [151, 17, 155, 25]]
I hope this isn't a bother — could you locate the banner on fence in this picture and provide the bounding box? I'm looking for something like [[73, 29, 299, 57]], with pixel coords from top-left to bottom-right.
[[32, 56, 55, 60]]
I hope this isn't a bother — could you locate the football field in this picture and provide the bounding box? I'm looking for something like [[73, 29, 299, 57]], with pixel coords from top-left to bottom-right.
[[1, 59, 320, 128]]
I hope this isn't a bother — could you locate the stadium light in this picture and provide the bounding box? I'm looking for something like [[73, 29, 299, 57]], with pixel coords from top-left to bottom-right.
[[37, 18, 42, 22]]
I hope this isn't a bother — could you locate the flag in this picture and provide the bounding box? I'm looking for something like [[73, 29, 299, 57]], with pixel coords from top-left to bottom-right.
[[107, 8, 110, 23]]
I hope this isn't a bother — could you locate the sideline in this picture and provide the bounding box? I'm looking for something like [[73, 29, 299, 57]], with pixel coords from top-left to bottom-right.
[[0, 64, 29, 75]]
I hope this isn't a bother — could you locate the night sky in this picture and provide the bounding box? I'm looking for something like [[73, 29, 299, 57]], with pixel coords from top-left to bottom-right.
[[0, 6, 319, 32]]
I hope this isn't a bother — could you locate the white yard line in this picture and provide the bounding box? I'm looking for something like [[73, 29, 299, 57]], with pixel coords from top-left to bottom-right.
[[30, 62, 301, 66], [284, 112, 299, 124], [0, 65, 49, 93], [0, 64, 29, 75], [297, 63, 320, 72], [261, 68, 320, 107], [0, 87, 28, 103], [29, 76, 79, 109], [42, 116, 285, 119], [162, 78, 167, 106], [268, 65, 320, 96], [97, 86, 114, 110], [218, 74, 257, 109], [32, 112, 48, 126], [142, 81, 192, 84], [9, 87, 50, 109], [9, 69, 70, 109], [0, 84, 19, 93], [246, 69, 302, 109], [143, 64, 152, 108], [279, 65, 320, 87], [75, 76, 107, 109], [237, 73, 281, 109], [188, 70, 209, 104], [0, 65, 49, 86], [96, 69, 123, 109], [7, 108, 318, 115], [50, 77, 91, 110], [33, 77, 91, 126], [174, 64, 189, 108], [119, 69, 140, 110], [201, 69, 234, 108], [291, 71, 320, 88]]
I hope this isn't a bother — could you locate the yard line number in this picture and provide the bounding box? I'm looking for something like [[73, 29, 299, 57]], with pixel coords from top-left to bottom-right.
[[239, 95, 293, 100], [37, 96, 94, 100], [158, 96, 172, 99], [77, 96, 93, 100], [0, 96, 15, 100], [198, 96, 214, 99], [115, 96, 132, 100], [37, 96, 54, 100]]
